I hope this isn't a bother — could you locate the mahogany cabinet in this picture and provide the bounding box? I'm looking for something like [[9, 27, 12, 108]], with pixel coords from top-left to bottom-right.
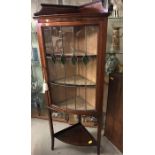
[[34, 1, 110, 155], [105, 73, 123, 152]]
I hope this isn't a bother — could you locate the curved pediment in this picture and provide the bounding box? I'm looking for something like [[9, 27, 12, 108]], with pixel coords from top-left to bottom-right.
[[34, 0, 110, 18]]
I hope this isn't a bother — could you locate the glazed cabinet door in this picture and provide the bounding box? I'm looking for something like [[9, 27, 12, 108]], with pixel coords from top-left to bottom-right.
[[41, 24, 99, 112]]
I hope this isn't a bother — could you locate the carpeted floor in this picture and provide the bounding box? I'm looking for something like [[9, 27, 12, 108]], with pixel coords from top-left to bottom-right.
[[31, 118, 122, 155]]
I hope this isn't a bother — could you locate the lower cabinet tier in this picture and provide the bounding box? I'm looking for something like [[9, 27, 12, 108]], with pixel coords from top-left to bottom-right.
[[55, 96, 94, 110], [54, 123, 97, 146], [50, 75, 96, 87], [49, 84, 96, 111]]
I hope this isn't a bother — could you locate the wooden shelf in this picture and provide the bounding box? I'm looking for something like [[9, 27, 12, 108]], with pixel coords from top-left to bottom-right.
[[46, 52, 97, 58], [50, 75, 96, 87], [106, 52, 123, 54], [48, 105, 96, 115], [67, 115, 97, 128], [54, 123, 97, 146], [108, 16, 123, 19], [56, 96, 95, 111]]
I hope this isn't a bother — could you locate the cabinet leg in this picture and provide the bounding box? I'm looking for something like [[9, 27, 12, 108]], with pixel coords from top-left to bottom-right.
[[51, 138, 54, 150], [48, 109, 55, 150], [97, 119, 102, 155], [97, 144, 100, 155], [78, 115, 81, 123]]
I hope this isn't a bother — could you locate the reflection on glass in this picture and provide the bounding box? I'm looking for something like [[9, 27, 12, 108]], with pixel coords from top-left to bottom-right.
[[43, 25, 98, 111]]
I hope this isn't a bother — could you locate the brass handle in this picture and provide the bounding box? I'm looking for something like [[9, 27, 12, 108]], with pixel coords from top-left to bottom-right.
[[110, 77, 114, 80]]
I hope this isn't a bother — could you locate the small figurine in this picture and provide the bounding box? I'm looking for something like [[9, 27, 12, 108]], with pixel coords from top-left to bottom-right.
[[110, 0, 123, 17], [112, 26, 122, 50]]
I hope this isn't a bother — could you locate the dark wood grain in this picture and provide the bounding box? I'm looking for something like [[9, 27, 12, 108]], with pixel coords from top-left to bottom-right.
[[54, 123, 97, 146], [95, 20, 108, 155], [34, 3, 78, 16], [104, 73, 123, 152]]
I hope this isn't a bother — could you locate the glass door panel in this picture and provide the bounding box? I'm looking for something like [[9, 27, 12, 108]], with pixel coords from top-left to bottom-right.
[[42, 25, 98, 111]]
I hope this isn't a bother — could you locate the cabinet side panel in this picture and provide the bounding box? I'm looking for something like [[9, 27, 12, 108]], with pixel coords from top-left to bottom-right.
[[36, 24, 53, 106], [96, 20, 108, 114]]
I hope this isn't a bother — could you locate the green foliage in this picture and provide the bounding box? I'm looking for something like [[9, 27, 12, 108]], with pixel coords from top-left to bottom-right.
[[60, 54, 66, 64], [51, 54, 56, 64], [72, 55, 77, 65], [82, 54, 89, 65]]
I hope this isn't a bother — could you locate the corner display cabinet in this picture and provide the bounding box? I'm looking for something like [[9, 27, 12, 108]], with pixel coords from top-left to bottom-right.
[[34, 1, 110, 155]]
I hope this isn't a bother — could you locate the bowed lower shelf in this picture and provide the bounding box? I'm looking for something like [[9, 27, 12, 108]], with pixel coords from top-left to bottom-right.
[[54, 122, 97, 146], [50, 75, 96, 87]]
